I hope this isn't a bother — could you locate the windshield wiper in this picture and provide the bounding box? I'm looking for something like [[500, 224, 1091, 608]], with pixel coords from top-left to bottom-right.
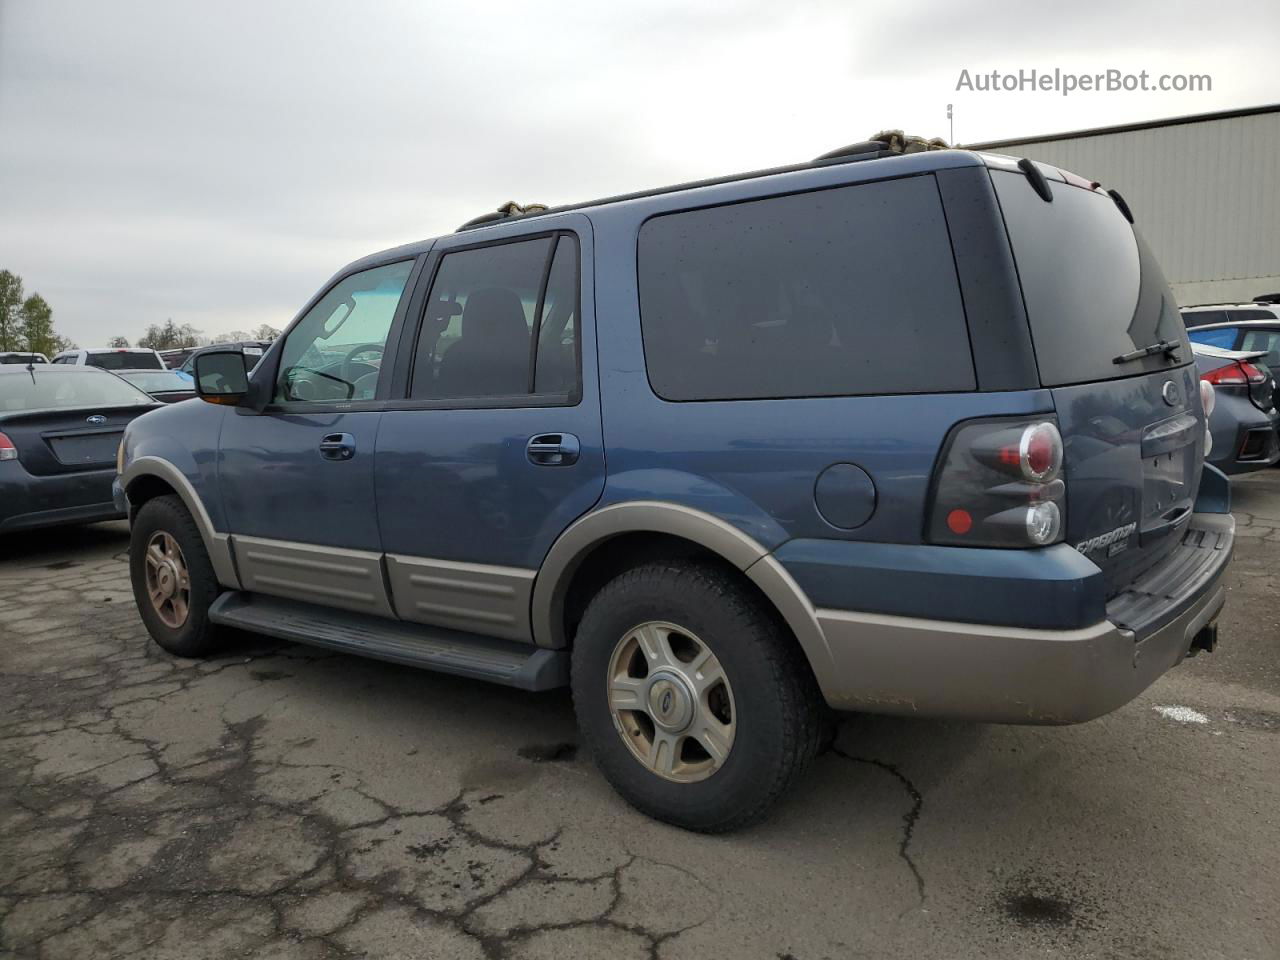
[[1112, 339, 1182, 365]]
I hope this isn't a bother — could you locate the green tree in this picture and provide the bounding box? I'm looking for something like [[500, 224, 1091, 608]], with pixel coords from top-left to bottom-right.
[[0, 270, 24, 352], [17, 294, 60, 358], [138, 319, 202, 350], [107, 335, 130, 348], [252, 324, 282, 341]]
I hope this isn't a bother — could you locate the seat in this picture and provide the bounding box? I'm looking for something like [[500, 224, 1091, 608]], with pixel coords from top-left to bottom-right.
[[433, 287, 530, 398]]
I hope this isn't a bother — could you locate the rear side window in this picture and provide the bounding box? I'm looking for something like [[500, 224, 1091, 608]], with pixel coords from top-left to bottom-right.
[[410, 234, 580, 402], [1188, 327, 1239, 349], [1231, 309, 1277, 321], [86, 351, 163, 370], [637, 176, 975, 401], [993, 171, 1188, 387]]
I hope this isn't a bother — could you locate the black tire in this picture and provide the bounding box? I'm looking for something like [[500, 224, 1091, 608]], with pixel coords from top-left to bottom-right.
[[129, 495, 224, 658], [571, 561, 824, 832]]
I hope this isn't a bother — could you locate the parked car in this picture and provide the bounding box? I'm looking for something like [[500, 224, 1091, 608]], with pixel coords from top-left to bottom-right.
[[1186, 316, 1280, 374], [51, 347, 167, 370], [1192, 343, 1280, 472], [1182, 301, 1279, 329], [116, 145, 1233, 832], [173, 342, 270, 382], [113, 369, 197, 404], [0, 352, 50, 364], [0, 366, 158, 533]]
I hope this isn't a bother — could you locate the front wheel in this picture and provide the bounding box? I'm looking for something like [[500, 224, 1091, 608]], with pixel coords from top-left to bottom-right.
[[571, 562, 824, 832], [129, 495, 224, 658]]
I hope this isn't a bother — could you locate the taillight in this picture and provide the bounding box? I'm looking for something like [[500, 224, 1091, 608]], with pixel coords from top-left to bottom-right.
[[1201, 361, 1265, 385], [0, 432, 17, 462], [928, 418, 1065, 548]]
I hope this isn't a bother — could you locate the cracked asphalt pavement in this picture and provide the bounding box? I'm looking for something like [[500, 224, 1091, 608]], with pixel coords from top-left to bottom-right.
[[3, 473, 1280, 959]]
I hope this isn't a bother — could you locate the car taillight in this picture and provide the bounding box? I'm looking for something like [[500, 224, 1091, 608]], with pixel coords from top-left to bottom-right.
[[0, 432, 17, 462], [928, 418, 1065, 548], [1201, 361, 1265, 385]]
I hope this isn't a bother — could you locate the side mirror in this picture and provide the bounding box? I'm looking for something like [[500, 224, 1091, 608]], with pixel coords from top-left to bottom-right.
[[193, 350, 250, 405]]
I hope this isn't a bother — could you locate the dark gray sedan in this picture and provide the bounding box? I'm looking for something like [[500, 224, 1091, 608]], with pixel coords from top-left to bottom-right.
[[1193, 343, 1280, 474], [0, 366, 159, 533]]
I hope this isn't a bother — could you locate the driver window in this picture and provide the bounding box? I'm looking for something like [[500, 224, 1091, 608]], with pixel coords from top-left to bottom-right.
[[274, 260, 414, 404]]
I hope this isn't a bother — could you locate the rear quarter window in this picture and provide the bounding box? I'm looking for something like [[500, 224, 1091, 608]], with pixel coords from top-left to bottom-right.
[[992, 171, 1187, 387], [637, 175, 975, 401]]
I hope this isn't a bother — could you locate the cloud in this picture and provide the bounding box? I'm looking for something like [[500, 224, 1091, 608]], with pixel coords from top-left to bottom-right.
[[1, 0, 1276, 345]]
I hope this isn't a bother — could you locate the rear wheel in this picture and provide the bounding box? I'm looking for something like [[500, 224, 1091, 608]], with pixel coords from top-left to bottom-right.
[[129, 495, 223, 657], [571, 562, 824, 832]]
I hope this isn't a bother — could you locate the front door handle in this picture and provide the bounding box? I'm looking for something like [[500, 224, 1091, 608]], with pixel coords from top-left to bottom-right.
[[527, 433, 580, 466], [319, 432, 356, 461]]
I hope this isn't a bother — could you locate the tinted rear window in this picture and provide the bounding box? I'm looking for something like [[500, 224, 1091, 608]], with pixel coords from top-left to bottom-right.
[[86, 351, 162, 370], [992, 171, 1188, 387], [637, 176, 975, 401], [0, 371, 154, 411]]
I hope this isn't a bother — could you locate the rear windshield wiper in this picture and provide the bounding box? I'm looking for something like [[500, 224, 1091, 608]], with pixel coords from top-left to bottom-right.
[[1112, 339, 1182, 365]]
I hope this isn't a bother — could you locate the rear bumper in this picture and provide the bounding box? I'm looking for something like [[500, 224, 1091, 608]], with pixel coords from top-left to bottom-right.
[[812, 512, 1233, 724], [0, 466, 125, 533], [1210, 417, 1280, 475]]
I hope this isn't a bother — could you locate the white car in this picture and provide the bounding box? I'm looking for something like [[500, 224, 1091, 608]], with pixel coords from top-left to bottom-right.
[[51, 347, 167, 371]]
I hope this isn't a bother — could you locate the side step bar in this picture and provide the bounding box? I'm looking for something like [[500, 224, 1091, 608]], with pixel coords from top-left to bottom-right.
[[208, 591, 568, 692]]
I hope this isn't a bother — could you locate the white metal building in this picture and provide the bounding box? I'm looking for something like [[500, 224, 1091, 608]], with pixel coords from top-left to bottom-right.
[[968, 104, 1280, 307]]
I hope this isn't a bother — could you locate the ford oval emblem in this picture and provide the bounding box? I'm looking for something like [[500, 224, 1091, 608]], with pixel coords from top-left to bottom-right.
[[1161, 381, 1180, 407], [86, 414, 107, 425]]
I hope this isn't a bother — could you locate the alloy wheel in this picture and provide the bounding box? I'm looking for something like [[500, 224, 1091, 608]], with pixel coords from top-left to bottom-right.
[[606, 621, 736, 783]]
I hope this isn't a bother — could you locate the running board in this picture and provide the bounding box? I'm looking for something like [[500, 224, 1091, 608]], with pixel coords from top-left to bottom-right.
[[208, 592, 568, 691]]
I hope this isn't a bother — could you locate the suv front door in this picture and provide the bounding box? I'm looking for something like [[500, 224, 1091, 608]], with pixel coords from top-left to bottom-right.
[[375, 219, 604, 642], [218, 258, 419, 616]]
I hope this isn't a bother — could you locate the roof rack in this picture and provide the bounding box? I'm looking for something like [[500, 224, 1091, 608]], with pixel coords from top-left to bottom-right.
[[1185, 301, 1278, 309], [455, 132, 950, 232]]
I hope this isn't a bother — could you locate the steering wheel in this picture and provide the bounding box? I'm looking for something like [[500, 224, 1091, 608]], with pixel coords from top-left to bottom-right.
[[340, 343, 385, 392]]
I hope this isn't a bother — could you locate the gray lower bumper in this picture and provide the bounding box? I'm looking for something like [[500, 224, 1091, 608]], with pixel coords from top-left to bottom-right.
[[815, 522, 1232, 724]]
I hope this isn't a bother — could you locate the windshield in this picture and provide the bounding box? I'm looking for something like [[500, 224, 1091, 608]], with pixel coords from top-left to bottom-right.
[[116, 370, 192, 393], [992, 171, 1189, 386], [0, 354, 48, 364], [0, 371, 155, 411], [86, 350, 163, 370]]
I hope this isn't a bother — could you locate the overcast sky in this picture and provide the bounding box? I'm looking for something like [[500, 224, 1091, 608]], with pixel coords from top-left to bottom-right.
[[1, 0, 1277, 347]]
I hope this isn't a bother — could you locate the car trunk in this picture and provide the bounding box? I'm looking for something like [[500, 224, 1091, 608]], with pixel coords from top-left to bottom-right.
[[0, 406, 148, 477], [991, 166, 1205, 598]]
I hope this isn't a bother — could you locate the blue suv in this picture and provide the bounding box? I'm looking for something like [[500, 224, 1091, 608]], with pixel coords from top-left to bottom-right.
[[116, 144, 1233, 831]]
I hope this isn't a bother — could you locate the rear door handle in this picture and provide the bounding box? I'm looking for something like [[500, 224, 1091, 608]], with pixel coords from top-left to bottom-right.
[[526, 433, 580, 466], [319, 432, 356, 461]]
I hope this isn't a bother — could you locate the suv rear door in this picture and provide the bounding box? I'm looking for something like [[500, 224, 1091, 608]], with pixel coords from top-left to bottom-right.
[[374, 218, 604, 642], [991, 169, 1202, 594]]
